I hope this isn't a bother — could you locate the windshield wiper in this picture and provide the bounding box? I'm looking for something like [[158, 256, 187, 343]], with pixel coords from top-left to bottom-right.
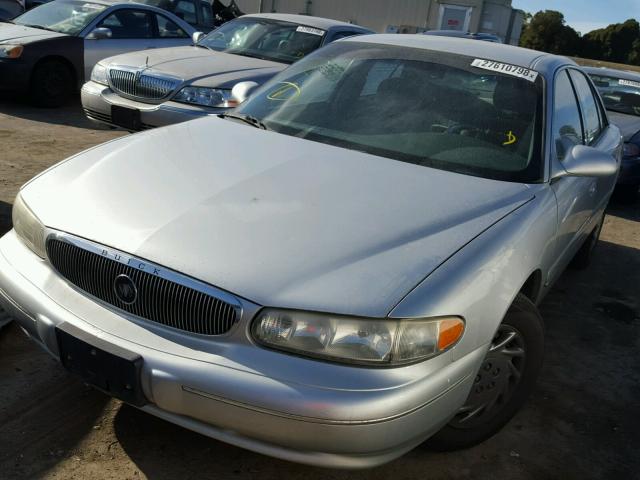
[[194, 43, 211, 50], [218, 112, 269, 130], [19, 23, 57, 32]]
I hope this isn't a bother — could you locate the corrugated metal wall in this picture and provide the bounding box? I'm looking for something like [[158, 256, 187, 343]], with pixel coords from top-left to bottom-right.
[[233, 0, 521, 42], [235, 0, 435, 32]]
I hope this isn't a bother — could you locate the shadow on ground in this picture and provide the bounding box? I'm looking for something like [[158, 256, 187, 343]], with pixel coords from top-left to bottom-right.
[[608, 192, 639, 222], [0, 323, 112, 479], [110, 238, 640, 480], [0, 95, 115, 131]]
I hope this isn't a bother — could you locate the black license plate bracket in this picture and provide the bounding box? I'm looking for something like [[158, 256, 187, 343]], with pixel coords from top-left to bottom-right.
[[55, 322, 147, 406], [111, 105, 141, 131]]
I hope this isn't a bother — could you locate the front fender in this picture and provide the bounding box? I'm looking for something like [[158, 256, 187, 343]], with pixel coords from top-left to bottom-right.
[[389, 184, 557, 361]]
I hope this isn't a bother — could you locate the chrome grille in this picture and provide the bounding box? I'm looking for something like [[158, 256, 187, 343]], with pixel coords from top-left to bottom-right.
[[47, 239, 238, 336], [109, 69, 179, 100]]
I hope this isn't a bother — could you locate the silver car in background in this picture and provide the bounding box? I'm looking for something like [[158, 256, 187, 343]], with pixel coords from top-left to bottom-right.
[[81, 13, 372, 130], [0, 35, 620, 468]]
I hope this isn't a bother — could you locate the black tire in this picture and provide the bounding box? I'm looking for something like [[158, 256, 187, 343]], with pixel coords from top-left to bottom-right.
[[30, 60, 74, 107], [570, 214, 604, 270], [427, 293, 544, 451]]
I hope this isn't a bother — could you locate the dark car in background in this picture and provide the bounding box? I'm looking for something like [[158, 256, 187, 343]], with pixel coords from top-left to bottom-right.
[[140, 0, 243, 32], [0, 0, 22, 20], [584, 66, 640, 200], [0, 0, 196, 106]]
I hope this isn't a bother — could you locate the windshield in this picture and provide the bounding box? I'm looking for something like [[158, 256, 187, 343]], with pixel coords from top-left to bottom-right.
[[590, 73, 640, 117], [13, 0, 106, 35], [198, 17, 325, 64], [237, 42, 544, 183]]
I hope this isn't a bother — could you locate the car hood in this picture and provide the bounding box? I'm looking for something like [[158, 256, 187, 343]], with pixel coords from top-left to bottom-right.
[[0, 23, 67, 43], [105, 46, 286, 88], [22, 117, 534, 317], [607, 111, 640, 142]]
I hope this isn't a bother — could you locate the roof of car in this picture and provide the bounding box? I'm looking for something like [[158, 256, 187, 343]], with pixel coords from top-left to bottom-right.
[[65, 0, 168, 6], [343, 34, 574, 72], [581, 66, 640, 82], [240, 13, 369, 31]]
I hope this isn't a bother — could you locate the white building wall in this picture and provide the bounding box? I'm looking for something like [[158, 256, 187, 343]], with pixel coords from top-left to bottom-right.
[[234, 0, 523, 42], [235, 0, 435, 32]]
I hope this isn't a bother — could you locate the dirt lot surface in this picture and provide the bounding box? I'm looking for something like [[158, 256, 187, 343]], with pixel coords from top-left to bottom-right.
[[0, 99, 639, 480]]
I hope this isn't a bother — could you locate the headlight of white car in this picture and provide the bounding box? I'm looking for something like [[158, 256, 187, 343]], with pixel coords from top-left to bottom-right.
[[12, 194, 46, 259], [90, 63, 109, 86], [173, 86, 235, 108], [0, 44, 24, 59], [252, 309, 465, 366]]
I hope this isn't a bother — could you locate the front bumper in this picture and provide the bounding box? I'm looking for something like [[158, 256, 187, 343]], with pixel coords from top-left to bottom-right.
[[81, 81, 225, 131], [0, 58, 31, 92], [0, 229, 483, 468]]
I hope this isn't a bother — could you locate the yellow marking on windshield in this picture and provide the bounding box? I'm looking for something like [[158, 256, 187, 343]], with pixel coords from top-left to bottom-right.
[[503, 131, 517, 146], [267, 82, 301, 101]]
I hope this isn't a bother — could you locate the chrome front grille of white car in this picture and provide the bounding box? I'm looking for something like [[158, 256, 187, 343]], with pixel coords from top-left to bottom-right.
[[46, 237, 239, 336], [109, 68, 180, 101]]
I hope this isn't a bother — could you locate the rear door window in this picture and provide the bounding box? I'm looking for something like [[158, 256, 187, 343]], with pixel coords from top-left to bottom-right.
[[200, 1, 214, 28], [156, 14, 188, 37], [569, 69, 603, 145], [98, 9, 154, 38], [173, 0, 196, 24]]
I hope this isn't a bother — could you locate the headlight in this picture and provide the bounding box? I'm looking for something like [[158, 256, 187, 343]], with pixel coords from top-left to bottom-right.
[[622, 142, 640, 157], [173, 86, 235, 108], [12, 194, 46, 259], [252, 309, 465, 366], [90, 63, 109, 86], [0, 44, 24, 59]]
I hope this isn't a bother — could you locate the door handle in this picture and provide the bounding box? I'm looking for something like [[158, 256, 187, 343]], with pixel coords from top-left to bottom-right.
[[589, 182, 597, 196]]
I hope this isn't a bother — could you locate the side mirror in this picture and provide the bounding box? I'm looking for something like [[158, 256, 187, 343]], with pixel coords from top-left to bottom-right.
[[192, 31, 205, 44], [231, 81, 259, 105], [554, 145, 619, 179], [86, 27, 112, 40]]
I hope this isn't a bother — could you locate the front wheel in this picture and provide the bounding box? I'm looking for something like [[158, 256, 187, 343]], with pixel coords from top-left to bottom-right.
[[427, 293, 544, 451], [30, 60, 73, 107]]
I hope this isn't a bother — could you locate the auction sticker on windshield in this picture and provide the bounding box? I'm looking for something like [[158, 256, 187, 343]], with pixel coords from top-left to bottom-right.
[[471, 59, 539, 82], [619, 79, 640, 89], [296, 26, 325, 36]]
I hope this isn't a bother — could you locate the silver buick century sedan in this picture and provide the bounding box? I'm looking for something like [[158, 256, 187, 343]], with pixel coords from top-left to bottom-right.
[[0, 35, 621, 468]]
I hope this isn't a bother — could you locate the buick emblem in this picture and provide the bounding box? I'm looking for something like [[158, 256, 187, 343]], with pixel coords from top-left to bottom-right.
[[113, 274, 138, 305]]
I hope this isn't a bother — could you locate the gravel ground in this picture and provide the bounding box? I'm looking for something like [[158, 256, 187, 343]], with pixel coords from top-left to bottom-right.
[[0, 99, 638, 480]]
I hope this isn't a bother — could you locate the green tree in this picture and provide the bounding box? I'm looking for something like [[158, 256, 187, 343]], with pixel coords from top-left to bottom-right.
[[582, 19, 640, 64], [519, 10, 581, 56]]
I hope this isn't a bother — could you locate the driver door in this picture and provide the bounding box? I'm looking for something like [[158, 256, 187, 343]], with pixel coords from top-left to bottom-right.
[[83, 8, 156, 80], [549, 69, 618, 282]]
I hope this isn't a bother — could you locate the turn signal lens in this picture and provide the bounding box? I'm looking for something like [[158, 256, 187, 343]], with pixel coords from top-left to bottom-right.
[[0, 44, 24, 59], [438, 318, 465, 351]]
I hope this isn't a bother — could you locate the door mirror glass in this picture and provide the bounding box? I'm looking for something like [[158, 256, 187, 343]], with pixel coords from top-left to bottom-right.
[[556, 145, 618, 178], [192, 31, 205, 44], [231, 81, 259, 104], [86, 27, 112, 40]]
